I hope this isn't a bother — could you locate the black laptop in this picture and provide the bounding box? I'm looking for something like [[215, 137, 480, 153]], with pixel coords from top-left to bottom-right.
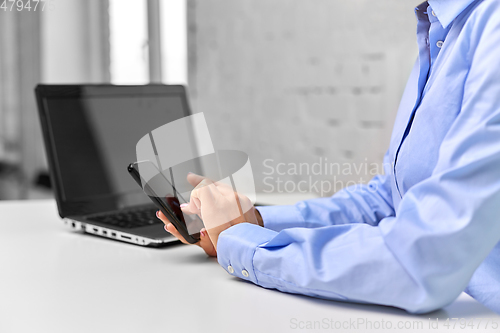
[[35, 84, 200, 246]]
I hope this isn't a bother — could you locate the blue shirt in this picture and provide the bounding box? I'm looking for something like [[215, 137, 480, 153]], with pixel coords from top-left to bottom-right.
[[217, 0, 500, 314]]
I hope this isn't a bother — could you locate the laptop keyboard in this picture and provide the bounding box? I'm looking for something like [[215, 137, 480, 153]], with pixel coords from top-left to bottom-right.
[[87, 207, 162, 229]]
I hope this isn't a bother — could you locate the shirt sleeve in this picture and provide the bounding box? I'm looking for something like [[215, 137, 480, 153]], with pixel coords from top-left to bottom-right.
[[217, 4, 500, 314], [257, 150, 395, 232]]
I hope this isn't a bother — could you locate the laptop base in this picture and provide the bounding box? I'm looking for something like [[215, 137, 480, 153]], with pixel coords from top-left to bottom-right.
[[63, 218, 180, 247]]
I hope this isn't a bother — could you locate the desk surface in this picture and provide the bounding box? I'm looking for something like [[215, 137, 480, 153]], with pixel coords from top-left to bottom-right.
[[1, 199, 498, 333]]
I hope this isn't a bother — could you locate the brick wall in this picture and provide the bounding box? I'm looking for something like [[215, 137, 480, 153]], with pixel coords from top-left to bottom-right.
[[188, 0, 419, 195]]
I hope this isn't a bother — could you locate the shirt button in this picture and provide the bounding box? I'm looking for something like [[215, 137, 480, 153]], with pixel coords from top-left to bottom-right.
[[227, 265, 234, 274], [242, 269, 249, 277], [436, 40, 444, 48], [432, 10, 437, 17]]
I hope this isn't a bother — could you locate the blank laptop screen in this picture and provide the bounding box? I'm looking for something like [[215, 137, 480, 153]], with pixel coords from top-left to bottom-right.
[[44, 91, 189, 203]]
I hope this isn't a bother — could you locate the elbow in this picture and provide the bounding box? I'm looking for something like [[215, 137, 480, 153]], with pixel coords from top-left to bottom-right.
[[405, 297, 453, 315], [402, 280, 464, 314]]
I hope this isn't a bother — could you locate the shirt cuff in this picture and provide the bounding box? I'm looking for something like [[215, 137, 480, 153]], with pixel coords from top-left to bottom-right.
[[217, 223, 277, 284], [256, 205, 305, 232]]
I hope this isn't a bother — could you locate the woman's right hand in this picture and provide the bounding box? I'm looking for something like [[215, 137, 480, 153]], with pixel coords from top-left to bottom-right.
[[157, 210, 217, 257]]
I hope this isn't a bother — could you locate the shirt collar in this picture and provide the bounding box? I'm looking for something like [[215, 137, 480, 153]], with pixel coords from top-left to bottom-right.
[[426, 0, 477, 29]]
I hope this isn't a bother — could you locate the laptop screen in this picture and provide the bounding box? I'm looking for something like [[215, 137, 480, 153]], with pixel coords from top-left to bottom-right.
[[37, 85, 199, 216]]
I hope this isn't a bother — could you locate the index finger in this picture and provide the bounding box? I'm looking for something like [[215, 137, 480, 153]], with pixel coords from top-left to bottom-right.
[[186, 173, 207, 187], [187, 172, 226, 189], [191, 178, 218, 205]]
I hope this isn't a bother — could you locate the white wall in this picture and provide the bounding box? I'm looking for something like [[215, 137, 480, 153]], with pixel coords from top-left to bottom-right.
[[188, 0, 419, 195]]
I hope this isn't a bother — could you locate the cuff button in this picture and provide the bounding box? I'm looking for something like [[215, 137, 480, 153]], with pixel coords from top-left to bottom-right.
[[227, 265, 234, 274], [242, 269, 249, 277]]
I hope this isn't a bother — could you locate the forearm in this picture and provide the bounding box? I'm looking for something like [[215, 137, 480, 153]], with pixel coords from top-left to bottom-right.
[[220, 189, 500, 314], [257, 174, 395, 232], [217, 222, 451, 314]]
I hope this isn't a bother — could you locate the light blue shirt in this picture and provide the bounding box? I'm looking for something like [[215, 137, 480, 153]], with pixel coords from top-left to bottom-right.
[[217, 0, 500, 314]]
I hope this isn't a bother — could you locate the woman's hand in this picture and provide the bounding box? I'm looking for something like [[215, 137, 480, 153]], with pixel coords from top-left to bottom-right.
[[157, 210, 217, 257], [182, 173, 262, 249], [156, 173, 263, 256]]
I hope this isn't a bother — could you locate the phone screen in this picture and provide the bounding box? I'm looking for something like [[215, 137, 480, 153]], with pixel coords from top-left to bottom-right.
[[132, 150, 256, 241], [137, 161, 204, 237]]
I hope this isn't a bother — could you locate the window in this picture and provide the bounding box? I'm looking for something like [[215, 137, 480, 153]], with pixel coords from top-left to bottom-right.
[[109, 0, 148, 84], [160, 0, 187, 84], [109, 0, 187, 85]]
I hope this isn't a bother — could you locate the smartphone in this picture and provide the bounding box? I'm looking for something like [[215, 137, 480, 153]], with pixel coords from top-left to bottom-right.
[[128, 161, 201, 244]]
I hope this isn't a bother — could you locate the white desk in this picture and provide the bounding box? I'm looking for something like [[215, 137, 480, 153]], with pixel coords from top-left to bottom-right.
[[1, 200, 498, 333]]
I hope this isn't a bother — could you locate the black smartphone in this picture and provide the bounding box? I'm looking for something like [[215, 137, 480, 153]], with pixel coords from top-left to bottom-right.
[[128, 161, 201, 244]]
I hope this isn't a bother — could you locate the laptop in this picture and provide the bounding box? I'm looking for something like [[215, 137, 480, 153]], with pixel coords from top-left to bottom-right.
[[35, 84, 201, 247]]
